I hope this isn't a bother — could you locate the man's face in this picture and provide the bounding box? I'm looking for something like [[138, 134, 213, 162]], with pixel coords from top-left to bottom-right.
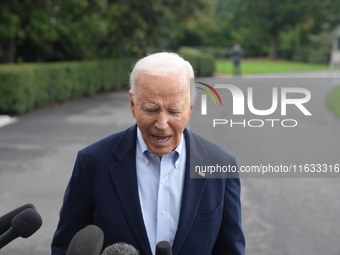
[[129, 73, 193, 158]]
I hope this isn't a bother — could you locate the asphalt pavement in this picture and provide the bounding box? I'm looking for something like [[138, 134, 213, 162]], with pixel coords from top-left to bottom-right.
[[0, 71, 339, 255]]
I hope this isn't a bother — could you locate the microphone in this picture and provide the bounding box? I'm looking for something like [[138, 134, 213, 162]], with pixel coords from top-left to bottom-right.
[[156, 241, 172, 255], [101, 243, 139, 255], [0, 203, 36, 236], [66, 225, 104, 255], [0, 208, 42, 249]]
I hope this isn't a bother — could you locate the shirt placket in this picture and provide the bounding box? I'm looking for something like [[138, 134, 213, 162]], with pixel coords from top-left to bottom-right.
[[156, 155, 173, 243]]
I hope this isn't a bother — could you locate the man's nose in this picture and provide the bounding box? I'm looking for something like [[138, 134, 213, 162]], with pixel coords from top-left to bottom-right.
[[155, 111, 169, 130]]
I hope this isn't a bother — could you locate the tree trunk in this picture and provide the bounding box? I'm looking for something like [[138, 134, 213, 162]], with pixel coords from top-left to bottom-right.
[[0, 38, 16, 63], [269, 34, 278, 60]]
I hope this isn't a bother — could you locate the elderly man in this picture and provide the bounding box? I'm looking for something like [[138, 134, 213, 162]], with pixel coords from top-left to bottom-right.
[[51, 52, 245, 255]]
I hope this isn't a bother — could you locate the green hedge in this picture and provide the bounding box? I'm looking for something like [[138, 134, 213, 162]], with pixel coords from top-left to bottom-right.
[[292, 47, 330, 64], [190, 46, 229, 58], [0, 59, 134, 115], [177, 47, 215, 77], [327, 85, 340, 119], [308, 50, 329, 64], [292, 48, 310, 62]]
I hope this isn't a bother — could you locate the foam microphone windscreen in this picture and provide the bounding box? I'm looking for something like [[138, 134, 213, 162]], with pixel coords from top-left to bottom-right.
[[11, 208, 43, 238], [0, 204, 36, 235], [66, 225, 104, 255], [101, 242, 139, 255], [156, 241, 172, 255], [0, 208, 43, 249]]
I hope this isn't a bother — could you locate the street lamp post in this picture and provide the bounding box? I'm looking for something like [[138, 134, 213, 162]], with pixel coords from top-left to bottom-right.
[[330, 26, 340, 75]]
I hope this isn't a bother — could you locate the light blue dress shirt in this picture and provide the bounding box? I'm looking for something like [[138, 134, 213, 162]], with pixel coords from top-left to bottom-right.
[[136, 127, 186, 255]]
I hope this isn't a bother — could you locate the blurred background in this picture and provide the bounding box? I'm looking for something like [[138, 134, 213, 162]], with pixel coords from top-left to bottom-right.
[[1, 0, 340, 63], [1, 1, 340, 255], [1, 0, 340, 116]]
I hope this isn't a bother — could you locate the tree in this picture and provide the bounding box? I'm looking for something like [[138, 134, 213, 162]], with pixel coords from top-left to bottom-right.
[[214, 0, 340, 59], [0, 0, 208, 63], [99, 0, 207, 58], [0, 0, 109, 63], [0, 0, 60, 63]]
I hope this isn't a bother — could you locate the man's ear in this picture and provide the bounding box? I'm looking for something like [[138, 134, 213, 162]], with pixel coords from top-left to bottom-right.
[[129, 90, 136, 118], [189, 104, 194, 118]]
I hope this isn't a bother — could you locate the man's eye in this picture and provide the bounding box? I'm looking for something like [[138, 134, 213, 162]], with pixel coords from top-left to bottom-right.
[[169, 111, 179, 115], [146, 109, 156, 113]]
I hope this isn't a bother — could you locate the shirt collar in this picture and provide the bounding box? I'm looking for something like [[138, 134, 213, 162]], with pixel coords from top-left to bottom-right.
[[137, 127, 184, 165]]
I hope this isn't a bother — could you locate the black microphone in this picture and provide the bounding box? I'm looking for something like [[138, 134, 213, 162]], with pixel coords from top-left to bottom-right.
[[101, 242, 139, 255], [156, 241, 172, 255], [0, 203, 35, 236], [66, 225, 104, 255], [0, 208, 42, 249]]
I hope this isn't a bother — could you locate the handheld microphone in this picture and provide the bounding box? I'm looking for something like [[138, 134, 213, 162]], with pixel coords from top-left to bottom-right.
[[156, 241, 172, 255], [0, 208, 42, 249], [0, 203, 35, 236], [66, 225, 104, 255], [101, 242, 139, 255]]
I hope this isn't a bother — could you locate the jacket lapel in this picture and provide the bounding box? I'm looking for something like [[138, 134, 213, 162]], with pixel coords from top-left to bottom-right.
[[172, 129, 208, 254], [108, 125, 152, 255]]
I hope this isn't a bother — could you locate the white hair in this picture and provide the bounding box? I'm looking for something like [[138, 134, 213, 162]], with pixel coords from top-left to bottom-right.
[[129, 52, 196, 105]]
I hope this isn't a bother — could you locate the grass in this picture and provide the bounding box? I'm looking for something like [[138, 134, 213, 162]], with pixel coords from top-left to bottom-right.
[[327, 85, 340, 119], [215, 59, 329, 75]]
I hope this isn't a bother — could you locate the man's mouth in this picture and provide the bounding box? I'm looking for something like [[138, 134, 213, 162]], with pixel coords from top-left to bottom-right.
[[152, 135, 171, 142]]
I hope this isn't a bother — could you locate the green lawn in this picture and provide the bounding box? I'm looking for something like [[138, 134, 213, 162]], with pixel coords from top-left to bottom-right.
[[327, 85, 340, 119], [215, 59, 329, 75]]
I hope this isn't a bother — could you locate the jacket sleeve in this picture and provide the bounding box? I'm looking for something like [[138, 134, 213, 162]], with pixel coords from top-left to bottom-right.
[[212, 157, 246, 255], [51, 150, 95, 255]]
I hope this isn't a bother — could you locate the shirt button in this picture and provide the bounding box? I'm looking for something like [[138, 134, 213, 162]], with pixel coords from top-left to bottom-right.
[[145, 159, 149, 164], [161, 211, 166, 216], [150, 153, 154, 157], [161, 180, 165, 184]]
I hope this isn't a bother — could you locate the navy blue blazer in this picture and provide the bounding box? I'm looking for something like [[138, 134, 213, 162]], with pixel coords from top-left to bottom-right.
[[51, 124, 245, 255]]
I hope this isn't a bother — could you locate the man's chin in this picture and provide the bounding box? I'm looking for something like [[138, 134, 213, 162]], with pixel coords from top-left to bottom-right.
[[152, 151, 168, 158], [149, 147, 172, 158]]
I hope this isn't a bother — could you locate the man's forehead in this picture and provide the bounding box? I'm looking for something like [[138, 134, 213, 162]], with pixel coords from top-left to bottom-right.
[[137, 73, 189, 88], [143, 102, 182, 109], [136, 86, 189, 102]]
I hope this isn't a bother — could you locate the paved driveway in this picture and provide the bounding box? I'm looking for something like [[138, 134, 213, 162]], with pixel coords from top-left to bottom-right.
[[0, 71, 339, 255]]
